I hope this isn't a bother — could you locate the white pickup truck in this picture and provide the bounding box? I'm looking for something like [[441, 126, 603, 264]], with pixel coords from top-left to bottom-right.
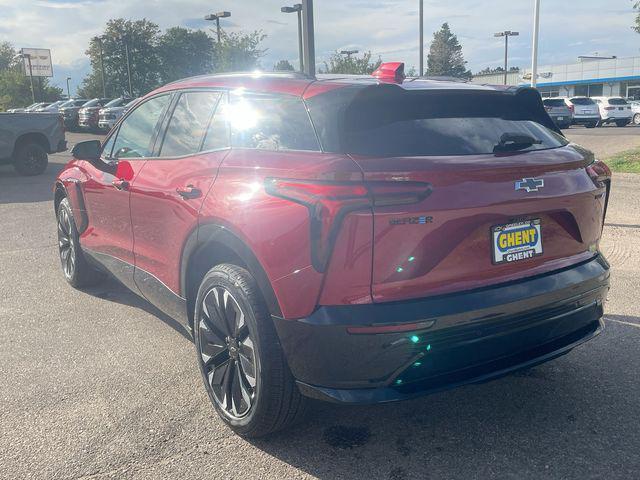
[[0, 112, 67, 175]]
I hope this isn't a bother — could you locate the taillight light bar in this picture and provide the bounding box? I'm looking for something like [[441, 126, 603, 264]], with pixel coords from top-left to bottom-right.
[[586, 160, 612, 229], [265, 178, 432, 272]]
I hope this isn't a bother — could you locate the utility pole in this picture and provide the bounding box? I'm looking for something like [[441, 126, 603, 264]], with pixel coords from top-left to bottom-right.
[[301, 0, 315, 77], [419, 0, 424, 76], [66, 77, 71, 99], [531, 0, 541, 87], [124, 40, 133, 97], [494, 31, 519, 85], [96, 37, 107, 97]]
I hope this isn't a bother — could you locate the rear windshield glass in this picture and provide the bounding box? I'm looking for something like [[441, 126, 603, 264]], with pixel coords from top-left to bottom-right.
[[608, 98, 628, 105], [543, 99, 566, 107], [306, 86, 567, 157], [104, 98, 128, 108], [570, 97, 595, 105], [82, 99, 100, 107]]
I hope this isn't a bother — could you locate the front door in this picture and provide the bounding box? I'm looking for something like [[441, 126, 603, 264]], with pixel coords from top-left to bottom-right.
[[130, 90, 230, 323], [80, 93, 172, 291]]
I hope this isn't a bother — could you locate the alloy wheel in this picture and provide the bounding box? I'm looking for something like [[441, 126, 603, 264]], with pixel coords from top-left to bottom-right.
[[57, 207, 76, 279], [198, 286, 257, 419]]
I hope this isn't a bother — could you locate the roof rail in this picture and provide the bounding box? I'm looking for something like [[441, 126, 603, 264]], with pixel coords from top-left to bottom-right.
[[163, 70, 315, 87], [417, 75, 470, 83]]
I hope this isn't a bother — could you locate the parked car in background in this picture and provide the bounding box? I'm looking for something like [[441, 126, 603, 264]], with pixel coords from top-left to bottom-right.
[[6, 103, 40, 113], [630, 101, 640, 125], [60, 99, 90, 130], [56, 67, 611, 437], [542, 98, 572, 129], [32, 102, 55, 112], [97, 97, 134, 131], [562, 97, 600, 128], [0, 111, 66, 175], [591, 97, 632, 127], [78, 98, 113, 131], [38, 100, 67, 113]]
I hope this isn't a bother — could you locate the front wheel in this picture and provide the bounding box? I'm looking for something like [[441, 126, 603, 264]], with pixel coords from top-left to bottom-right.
[[194, 264, 307, 437], [586, 122, 597, 129], [616, 120, 629, 127], [633, 114, 640, 126], [13, 142, 48, 176]]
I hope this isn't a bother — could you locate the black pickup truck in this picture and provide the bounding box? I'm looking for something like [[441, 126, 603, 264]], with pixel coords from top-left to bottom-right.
[[0, 112, 67, 175]]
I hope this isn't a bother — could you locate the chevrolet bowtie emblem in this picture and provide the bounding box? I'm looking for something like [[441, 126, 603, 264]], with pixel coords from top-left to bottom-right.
[[515, 178, 544, 192]]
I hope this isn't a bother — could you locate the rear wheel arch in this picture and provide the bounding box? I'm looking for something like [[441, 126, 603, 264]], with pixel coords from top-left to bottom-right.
[[14, 132, 51, 155], [54, 182, 67, 213], [182, 223, 282, 328]]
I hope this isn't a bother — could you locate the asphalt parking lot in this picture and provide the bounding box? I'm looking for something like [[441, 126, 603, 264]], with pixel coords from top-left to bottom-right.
[[1, 130, 639, 480]]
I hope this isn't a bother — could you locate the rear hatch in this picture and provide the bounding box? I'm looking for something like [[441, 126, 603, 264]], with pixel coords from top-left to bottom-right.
[[542, 98, 571, 119], [604, 98, 632, 118], [309, 84, 607, 303], [569, 97, 599, 117]]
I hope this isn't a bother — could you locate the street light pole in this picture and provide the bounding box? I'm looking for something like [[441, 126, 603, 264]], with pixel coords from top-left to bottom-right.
[[531, 0, 541, 87], [204, 11, 231, 43], [301, 0, 316, 77], [66, 77, 71, 99], [419, 0, 424, 76], [124, 40, 133, 97], [281, 4, 303, 71], [340, 49, 359, 59], [494, 31, 519, 85]]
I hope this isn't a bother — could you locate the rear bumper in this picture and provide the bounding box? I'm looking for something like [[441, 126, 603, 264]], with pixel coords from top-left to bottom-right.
[[273, 255, 610, 404], [572, 116, 600, 124]]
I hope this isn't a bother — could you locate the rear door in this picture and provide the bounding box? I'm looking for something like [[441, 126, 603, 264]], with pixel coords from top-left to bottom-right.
[[336, 87, 606, 303], [129, 90, 229, 322]]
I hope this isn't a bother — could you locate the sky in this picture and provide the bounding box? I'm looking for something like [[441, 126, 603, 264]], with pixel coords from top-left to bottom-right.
[[0, 0, 638, 94]]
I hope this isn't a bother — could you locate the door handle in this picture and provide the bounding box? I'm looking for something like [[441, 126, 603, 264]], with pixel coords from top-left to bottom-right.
[[176, 185, 201, 200], [112, 179, 129, 191]]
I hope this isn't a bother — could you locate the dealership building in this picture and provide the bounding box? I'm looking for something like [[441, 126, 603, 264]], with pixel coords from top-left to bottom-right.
[[472, 56, 640, 99]]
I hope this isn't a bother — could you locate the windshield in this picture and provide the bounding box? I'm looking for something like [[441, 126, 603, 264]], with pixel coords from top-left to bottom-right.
[[543, 99, 566, 107], [104, 98, 128, 108], [608, 98, 628, 105], [82, 99, 101, 107]]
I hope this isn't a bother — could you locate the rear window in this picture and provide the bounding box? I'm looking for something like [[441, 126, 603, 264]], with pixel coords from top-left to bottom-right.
[[307, 86, 567, 157], [542, 99, 566, 107], [570, 97, 595, 105], [82, 99, 100, 107], [608, 98, 628, 105]]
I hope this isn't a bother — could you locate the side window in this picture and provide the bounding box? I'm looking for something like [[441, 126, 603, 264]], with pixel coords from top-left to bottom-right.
[[202, 94, 230, 151], [226, 93, 319, 151], [111, 95, 171, 159], [159, 91, 221, 157]]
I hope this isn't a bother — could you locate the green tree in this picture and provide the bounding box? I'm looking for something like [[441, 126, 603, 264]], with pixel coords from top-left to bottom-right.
[[476, 66, 519, 75], [212, 31, 266, 72], [273, 59, 295, 71], [319, 51, 382, 75], [426, 23, 471, 79], [79, 18, 162, 98], [157, 27, 215, 83], [634, 1, 640, 33]]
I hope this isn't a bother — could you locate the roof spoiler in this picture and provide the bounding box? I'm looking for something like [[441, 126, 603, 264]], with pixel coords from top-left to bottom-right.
[[372, 62, 405, 83]]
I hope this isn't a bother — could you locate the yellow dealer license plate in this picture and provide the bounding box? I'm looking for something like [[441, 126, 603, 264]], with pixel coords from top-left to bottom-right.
[[492, 219, 543, 264]]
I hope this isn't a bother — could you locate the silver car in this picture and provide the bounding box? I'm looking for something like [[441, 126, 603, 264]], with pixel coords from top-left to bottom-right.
[[97, 97, 137, 131], [630, 101, 640, 125], [563, 97, 600, 128], [542, 98, 572, 129]]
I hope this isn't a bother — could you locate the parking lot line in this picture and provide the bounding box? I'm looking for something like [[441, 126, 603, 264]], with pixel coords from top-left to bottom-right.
[[605, 317, 640, 328]]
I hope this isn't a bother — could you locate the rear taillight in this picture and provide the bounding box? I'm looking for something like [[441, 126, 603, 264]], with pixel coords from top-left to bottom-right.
[[586, 161, 612, 228], [604, 106, 615, 111], [568, 104, 575, 114], [265, 178, 431, 271], [544, 106, 552, 112]]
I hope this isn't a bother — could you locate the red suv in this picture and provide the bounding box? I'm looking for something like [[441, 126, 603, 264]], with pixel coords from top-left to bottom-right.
[[54, 64, 611, 437]]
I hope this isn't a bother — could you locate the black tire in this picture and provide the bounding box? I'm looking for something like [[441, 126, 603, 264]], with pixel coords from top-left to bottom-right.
[[56, 198, 103, 288], [615, 120, 629, 127], [13, 142, 48, 176], [586, 122, 597, 129], [194, 263, 307, 438]]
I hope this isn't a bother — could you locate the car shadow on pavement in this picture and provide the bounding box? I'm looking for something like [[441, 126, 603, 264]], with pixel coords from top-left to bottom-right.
[[83, 276, 192, 342], [245, 323, 640, 480], [0, 161, 66, 204]]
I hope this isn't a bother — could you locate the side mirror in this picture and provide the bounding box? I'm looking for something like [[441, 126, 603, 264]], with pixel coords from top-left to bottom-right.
[[71, 140, 101, 161]]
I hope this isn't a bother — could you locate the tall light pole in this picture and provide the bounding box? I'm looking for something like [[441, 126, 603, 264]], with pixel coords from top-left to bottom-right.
[[419, 0, 424, 76], [494, 31, 519, 85], [301, 0, 315, 77], [66, 77, 71, 99], [531, 0, 541, 87], [93, 36, 107, 97], [204, 11, 231, 43], [115, 35, 133, 97], [281, 4, 303, 71]]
